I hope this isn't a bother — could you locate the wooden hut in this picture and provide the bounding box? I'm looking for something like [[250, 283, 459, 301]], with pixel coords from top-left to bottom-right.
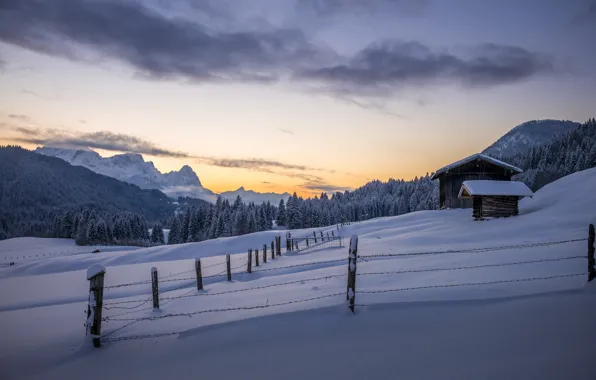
[[431, 153, 523, 209], [458, 180, 533, 220]]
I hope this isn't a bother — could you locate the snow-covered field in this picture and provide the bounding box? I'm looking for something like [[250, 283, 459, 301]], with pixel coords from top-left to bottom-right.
[[1, 168, 595, 380]]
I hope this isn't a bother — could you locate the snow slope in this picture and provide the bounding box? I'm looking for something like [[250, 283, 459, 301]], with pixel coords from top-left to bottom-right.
[[1, 168, 595, 379]]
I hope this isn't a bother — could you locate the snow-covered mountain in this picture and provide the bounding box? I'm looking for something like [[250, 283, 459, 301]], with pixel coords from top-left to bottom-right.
[[220, 187, 290, 205], [482, 119, 580, 158], [34, 146, 288, 204]]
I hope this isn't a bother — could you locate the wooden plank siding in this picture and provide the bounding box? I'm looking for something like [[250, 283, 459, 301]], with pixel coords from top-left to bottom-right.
[[438, 159, 514, 209], [473, 195, 519, 220]]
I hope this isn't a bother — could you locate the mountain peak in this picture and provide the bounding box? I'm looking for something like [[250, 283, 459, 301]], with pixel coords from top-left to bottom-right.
[[483, 119, 580, 158]]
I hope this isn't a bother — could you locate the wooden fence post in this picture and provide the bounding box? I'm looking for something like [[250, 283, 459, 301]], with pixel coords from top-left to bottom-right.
[[195, 259, 203, 291], [255, 249, 259, 267], [320, 231, 324, 242], [151, 267, 159, 309], [313, 231, 318, 243], [86, 264, 105, 348], [346, 234, 358, 313], [286, 232, 292, 251], [332, 231, 335, 238], [306, 238, 310, 247], [276, 236, 282, 256], [271, 241, 275, 260], [226, 254, 231, 281], [247, 250, 252, 274], [327, 232, 330, 240], [589, 224, 595, 282], [263, 246, 267, 263]]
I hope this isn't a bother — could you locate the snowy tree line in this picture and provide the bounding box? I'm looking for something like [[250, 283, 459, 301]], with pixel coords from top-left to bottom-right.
[[50, 209, 162, 246], [168, 197, 275, 244], [275, 174, 440, 229]]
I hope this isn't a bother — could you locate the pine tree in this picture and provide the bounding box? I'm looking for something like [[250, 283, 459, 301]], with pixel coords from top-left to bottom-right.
[[168, 216, 182, 245], [277, 199, 286, 226]]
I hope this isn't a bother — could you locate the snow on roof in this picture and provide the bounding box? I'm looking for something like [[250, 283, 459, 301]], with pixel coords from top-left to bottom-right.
[[431, 153, 523, 180], [458, 180, 533, 198]]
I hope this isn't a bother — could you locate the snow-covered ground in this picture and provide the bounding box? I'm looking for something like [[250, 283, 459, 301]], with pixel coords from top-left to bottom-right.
[[1, 168, 595, 380]]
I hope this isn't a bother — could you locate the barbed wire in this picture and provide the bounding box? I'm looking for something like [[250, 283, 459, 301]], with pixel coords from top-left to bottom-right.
[[357, 256, 586, 276], [104, 279, 153, 289], [252, 258, 347, 273], [159, 274, 347, 302], [358, 238, 587, 259], [103, 291, 344, 323], [357, 273, 587, 294], [104, 296, 153, 310], [102, 331, 179, 343]]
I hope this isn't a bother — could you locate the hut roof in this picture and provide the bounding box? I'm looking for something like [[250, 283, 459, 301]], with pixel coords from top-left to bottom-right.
[[431, 153, 523, 180], [458, 180, 533, 198]]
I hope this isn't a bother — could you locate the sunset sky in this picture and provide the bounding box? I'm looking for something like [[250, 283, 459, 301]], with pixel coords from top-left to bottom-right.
[[1, 0, 595, 196]]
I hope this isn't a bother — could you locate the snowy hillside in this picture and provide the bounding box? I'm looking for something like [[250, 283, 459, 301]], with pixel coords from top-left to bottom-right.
[[1, 168, 595, 380], [35, 146, 289, 204], [483, 119, 580, 157]]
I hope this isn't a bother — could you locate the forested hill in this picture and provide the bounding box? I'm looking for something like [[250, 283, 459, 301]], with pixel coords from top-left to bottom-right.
[[0, 146, 177, 239]]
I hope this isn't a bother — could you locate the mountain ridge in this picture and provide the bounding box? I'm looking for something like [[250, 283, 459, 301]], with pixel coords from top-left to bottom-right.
[[482, 119, 580, 158], [34, 146, 290, 205]]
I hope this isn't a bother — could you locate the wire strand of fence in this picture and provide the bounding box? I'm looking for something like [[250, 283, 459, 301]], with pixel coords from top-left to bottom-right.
[[104, 296, 153, 310], [357, 256, 587, 276], [104, 279, 153, 289], [357, 273, 587, 294], [252, 258, 347, 273], [158, 274, 347, 302], [102, 331, 179, 343], [358, 238, 588, 259], [103, 291, 344, 324]]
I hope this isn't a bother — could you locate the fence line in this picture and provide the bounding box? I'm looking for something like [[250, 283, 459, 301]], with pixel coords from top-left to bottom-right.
[[357, 256, 586, 276], [357, 238, 587, 259], [357, 273, 587, 295], [85, 224, 593, 348]]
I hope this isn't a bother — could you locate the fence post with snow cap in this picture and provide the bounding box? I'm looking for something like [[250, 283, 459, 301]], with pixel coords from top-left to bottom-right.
[[346, 235, 358, 313], [195, 259, 203, 291], [247, 250, 252, 274], [86, 264, 106, 348], [589, 224, 595, 282], [151, 267, 159, 309], [226, 254, 232, 281]]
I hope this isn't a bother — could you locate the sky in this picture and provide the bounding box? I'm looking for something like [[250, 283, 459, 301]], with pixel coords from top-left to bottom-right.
[[0, 0, 595, 196]]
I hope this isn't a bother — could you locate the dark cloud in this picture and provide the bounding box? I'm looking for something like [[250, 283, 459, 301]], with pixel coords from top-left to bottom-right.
[[7, 125, 190, 158], [3, 124, 331, 177], [296, 0, 429, 17], [8, 114, 30, 121], [277, 128, 295, 135], [302, 179, 352, 192], [201, 157, 309, 172], [299, 41, 554, 96], [572, 0, 596, 23], [0, 0, 331, 83]]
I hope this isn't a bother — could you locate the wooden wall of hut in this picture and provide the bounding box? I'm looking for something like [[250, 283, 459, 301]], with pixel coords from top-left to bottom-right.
[[473, 195, 520, 220]]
